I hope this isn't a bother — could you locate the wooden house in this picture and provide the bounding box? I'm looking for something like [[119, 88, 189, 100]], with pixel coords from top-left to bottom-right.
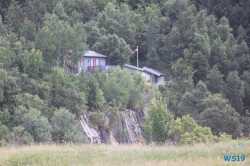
[[142, 67, 165, 86], [78, 51, 117, 74], [124, 64, 165, 86]]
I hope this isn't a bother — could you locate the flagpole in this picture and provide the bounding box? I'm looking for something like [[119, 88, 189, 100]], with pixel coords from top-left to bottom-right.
[[136, 46, 138, 69]]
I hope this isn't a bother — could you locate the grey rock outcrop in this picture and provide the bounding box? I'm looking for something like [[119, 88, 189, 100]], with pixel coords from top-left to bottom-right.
[[79, 108, 147, 144]]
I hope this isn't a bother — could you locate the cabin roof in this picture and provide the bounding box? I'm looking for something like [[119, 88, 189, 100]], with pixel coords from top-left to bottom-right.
[[124, 64, 143, 71], [142, 67, 164, 76], [125, 64, 164, 76], [84, 51, 107, 58]]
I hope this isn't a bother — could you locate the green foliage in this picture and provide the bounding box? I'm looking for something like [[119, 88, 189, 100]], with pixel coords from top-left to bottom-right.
[[13, 106, 52, 142], [104, 68, 134, 107], [127, 73, 146, 109], [198, 0, 235, 19], [5, 2, 25, 33], [213, 132, 232, 142], [145, 16, 159, 56], [143, 100, 173, 144], [15, 93, 49, 116], [84, 21, 101, 49], [49, 68, 87, 117], [19, 18, 36, 41], [169, 115, 213, 145], [92, 34, 132, 66], [98, 3, 137, 47], [0, 122, 10, 145], [0, 109, 10, 127], [230, 0, 250, 47], [225, 71, 244, 114], [198, 94, 241, 138], [51, 108, 86, 143], [178, 81, 210, 119], [241, 71, 250, 114], [206, 65, 224, 94], [11, 126, 34, 145], [35, 13, 88, 67], [241, 110, 250, 137], [27, 49, 43, 79], [162, 0, 188, 21], [168, 58, 194, 117], [0, 0, 249, 145], [184, 31, 211, 83], [0, 67, 7, 103], [91, 111, 104, 125], [87, 76, 105, 110]]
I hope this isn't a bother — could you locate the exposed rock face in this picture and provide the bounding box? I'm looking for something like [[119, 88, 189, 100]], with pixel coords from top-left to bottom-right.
[[78, 115, 101, 144], [78, 108, 147, 144]]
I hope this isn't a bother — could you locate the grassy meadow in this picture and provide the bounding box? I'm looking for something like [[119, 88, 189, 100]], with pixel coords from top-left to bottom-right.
[[0, 140, 250, 166]]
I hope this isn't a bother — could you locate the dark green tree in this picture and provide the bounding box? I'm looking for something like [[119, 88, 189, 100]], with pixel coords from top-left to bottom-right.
[[206, 65, 225, 94], [199, 94, 241, 138], [98, 3, 137, 47], [197, 0, 235, 19], [84, 21, 101, 49], [225, 71, 244, 115], [241, 71, 250, 114], [241, 110, 250, 137], [49, 68, 87, 117], [35, 14, 88, 67], [87, 76, 105, 110], [143, 100, 173, 144], [104, 68, 133, 108], [169, 114, 213, 144], [92, 34, 132, 66], [18, 18, 36, 42], [13, 106, 52, 142], [178, 81, 210, 119], [51, 108, 87, 143], [26, 49, 42, 79], [168, 58, 194, 117]]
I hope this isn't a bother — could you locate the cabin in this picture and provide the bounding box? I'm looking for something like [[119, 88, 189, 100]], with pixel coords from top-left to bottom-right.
[[124, 64, 143, 75], [77, 51, 165, 86], [78, 51, 117, 74], [142, 67, 165, 86], [124, 64, 165, 86]]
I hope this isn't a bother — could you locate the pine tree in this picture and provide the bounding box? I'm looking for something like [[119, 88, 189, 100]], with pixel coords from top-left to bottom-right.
[[225, 71, 244, 115], [206, 65, 225, 94]]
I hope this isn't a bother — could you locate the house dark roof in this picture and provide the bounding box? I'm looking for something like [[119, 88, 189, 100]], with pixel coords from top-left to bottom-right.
[[142, 67, 164, 76], [124, 64, 164, 76], [124, 64, 143, 71], [84, 51, 107, 58]]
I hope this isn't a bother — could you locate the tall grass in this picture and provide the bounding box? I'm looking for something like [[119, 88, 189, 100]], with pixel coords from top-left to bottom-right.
[[0, 140, 249, 166]]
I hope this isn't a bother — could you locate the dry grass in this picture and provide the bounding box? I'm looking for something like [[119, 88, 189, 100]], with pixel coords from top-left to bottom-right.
[[0, 140, 250, 166]]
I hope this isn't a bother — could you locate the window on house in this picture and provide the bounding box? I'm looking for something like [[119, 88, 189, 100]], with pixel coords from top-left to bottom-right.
[[96, 58, 100, 66], [81, 58, 84, 66]]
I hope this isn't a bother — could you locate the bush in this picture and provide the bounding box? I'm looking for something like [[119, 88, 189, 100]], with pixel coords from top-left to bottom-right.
[[214, 132, 232, 142], [91, 111, 104, 125]]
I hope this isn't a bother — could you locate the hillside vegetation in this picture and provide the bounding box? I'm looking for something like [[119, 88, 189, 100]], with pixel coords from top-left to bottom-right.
[[0, 0, 250, 145]]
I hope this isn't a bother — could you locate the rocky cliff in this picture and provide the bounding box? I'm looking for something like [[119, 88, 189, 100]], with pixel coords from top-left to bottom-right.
[[78, 108, 147, 144]]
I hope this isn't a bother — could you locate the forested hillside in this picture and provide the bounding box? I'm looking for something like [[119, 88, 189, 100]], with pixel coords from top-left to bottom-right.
[[0, 0, 250, 145]]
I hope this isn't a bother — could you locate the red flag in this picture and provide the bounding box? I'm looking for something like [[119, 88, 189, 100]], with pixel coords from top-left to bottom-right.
[[134, 48, 138, 53]]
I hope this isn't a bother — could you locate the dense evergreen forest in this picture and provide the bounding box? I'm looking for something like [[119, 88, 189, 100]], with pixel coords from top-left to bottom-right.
[[0, 0, 250, 145]]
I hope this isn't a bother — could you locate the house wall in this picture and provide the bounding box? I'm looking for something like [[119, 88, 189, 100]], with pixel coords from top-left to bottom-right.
[[141, 72, 151, 82], [157, 76, 164, 82], [125, 67, 142, 76], [156, 76, 165, 86], [78, 57, 106, 73], [151, 74, 155, 84], [100, 58, 105, 66]]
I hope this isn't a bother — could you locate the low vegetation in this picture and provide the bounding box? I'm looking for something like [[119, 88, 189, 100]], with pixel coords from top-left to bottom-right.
[[1, 0, 250, 147], [0, 140, 249, 166]]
